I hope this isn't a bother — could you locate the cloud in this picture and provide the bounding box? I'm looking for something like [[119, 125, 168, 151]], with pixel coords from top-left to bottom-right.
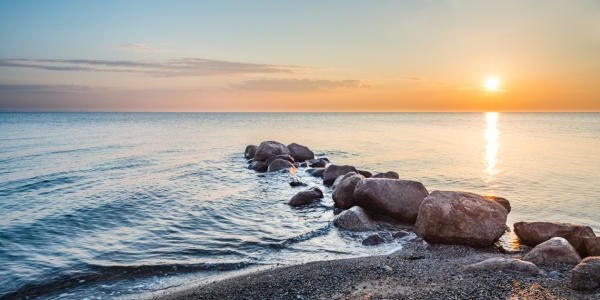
[[398, 77, 425, 81], [459, 87, 472, 90], [105, 44, 162, 52], [0, 58, 316, 77], [0, 84, 110, 93], [230, 79, 371, 92]]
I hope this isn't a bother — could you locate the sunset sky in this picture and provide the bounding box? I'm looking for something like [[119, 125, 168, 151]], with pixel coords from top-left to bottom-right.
[[1, 0, 599, 112]]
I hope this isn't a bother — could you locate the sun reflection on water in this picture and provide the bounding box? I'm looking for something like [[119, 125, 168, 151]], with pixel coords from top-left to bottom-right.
[[484, 112, 500, 195]]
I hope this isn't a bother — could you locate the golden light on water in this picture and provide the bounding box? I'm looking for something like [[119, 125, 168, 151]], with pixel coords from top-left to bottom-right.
[[484, 112, 500, 195]]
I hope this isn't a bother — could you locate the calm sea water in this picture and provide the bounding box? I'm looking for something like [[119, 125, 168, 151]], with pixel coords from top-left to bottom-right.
[[1, 113, 599, 299]]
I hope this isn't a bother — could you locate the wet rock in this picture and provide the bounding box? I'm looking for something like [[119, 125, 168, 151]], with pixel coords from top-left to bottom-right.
[[319, 157, 330, 162], [265, 154, 295, 167], [392, 231, 410, 239], [415, 191, 508, 247], [254, 141, 289, 161], [459, 257, 545, 276], [332, 173, 365, 209], [334, 206, 375, 231], [358, 170, 372, 178], [514, 221, 596, 257], [485, 196, 511, 214], [371, 171, 399, 179], [300, 162, 308, 168], [331, 175, 345, 189], [244, 145, 258, 159], [288, 187, 324, 207], [584, 237, 600, 256], [248, 161, 267, 172], [523, 237, 582, 265], [308, 159, 328, 168], [354, 178, 429, 222], [571, 257, 600, 291], [306, 168, 325, 178], [267, 159, 296, 173], [289, 179, 307, 187], [362, 233, 386, 246], [246, 158, 254, 164], [322, 165, 358, 186], [287, 143, 315, 162], [293, 162, 300, 168]]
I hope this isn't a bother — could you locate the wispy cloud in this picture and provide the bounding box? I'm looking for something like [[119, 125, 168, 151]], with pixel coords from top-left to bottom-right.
[[0, 84, 110, 93], [230, 79, 371, 92], [397, 77, 425, 81], [105, 44, 162, 52], [0, 58, 317, 77]]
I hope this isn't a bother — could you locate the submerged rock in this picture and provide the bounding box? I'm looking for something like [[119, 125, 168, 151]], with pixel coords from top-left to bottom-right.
[[332, 173, 365, 209], [323, 165, 358, 186], [459, 257, 545, 276], [584, 237, 600, 256], [289, 178, 307, 187], [354, 178, 429, 222], [308, 159, 328, 168], [571, 257, 600, 291], [267, 159, 296, 173], [265, 154, 295, 167], [523, 237, 582, 265], [358, 170, 372, 178], [248, 161, 267, 172], [485, 196, 511, 214], [334, 206, 375, 231], [254, 141, 289, 161], [244, 145, 257, 159], [514, 221, 596, 257], [300, 162, 308, 168], [288, 187, 324, 207], [371, 171, 399, 179], [415, 191, 508, 247], [287, 143, 315, 162]]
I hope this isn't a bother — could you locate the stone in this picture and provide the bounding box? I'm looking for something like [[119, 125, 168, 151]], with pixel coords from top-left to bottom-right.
[[334, 206, 375, 231], [300, 162, 308, 168], [287, 143, 315, 162], [265, 154, 295, 167], [371, 171, 400, 179], [288, 187, 324, 207], [523, 237, 582, 265], [293, 162, 300, 168], [254, 141, 289, 161], [485, 196, 511, 214], [306, 168, 325, 177], [354, 178, 429, 222], [331, 175, 345, 189], [244, 145, 257, 159], [459, 257, 545, 276], [248, 161, 267, 172], [571, 257, 600, 291], [415, 191, 508, 247], [362, 233, 386, 246], [246, 158, 254, 164], [584, 237, 600, 256], [392, 231, 410, 239], [289, 179, 307, 187], [514, 221, 596, 257], [319, 158, 330, 162], [308, 159, 328, 168], [323, 165, 358, 186], [267, 159, 296, 173], [358, 170, 372, 178], [332, 173, 365, 209]]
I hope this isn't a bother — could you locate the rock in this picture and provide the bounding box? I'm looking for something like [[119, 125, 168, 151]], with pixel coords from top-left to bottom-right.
[[265, 154, 295, 167], [331, 175, 345, 189], [323, 165, 358, 186], [248, 161, 267, 172], [289, 179, 307, 187], [319, 157, 330, 162], [514, 221, 596, 257], [584, 237, 600, 256], [254, 141, 289, 161], [308, 159, 328, 168], [571, 257, 600, 291], [353, 178, 429, 222], [523, 237, 582, 265], [392, 231, 410, 239], [358, 170, 372, 178], [267, 159, 296, 173], [246, 158, 254, 164], [332, 173, 365, 209], [300, 162, 308, 168], [334, 206, 375, 231], [293, 162, 300, 168], [415, 191, 508, 247], [306, 168, 325, 178], [371, 171, 399, 179], [485, 196, 511, 214], [244, 145, 257, 159], [362, 234, 386, 246], [459, 257, 545, 276], [287, 143, 315, 162], [288, 187, 324, 207], [548, 271, 560, 279]]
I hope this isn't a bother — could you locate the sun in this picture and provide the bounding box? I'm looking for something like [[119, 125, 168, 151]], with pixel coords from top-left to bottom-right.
[[485, 78, 500, 90]]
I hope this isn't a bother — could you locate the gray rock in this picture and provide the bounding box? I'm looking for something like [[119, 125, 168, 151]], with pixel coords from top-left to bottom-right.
[[415, 191, 508, 247], [332, 173, 365, 209], [244, 145, 258, 159], [287, 143, 315, 162], [392, 231, 410, 239], [354, 178, 429, 222], [306, 168, 325, 178], [308, 159, 328, 168], [334, 206, 375, 231], [267, 159, 296, 173], [293, 162, 300, 168], [584, 237, 600, 257], [254, 141, 289, 161], [289, 179, 307, 187], [331, 175, 346, 190], [571, 257, 600, 291], [322, 165, 358, 186], [358, 170, 372, 178], [265, 154, 295, 167], [371, 171, 399, 179], [514, 221, 596, 257], [459, 257, 545, 276], [485, 196, 511, 214], [300, 162, 308, 168], [548, 271, 560, 279], [288, 187, 324, 207], [523, 237, 582, 265], [248, 161, 267, 172], [362, 233, 386, 246]]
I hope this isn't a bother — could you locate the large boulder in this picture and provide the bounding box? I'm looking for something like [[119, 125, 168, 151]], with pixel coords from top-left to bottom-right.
[[584, 237, 600, 256], [331, 175, 345, 189], [265, 154, 294, 167], [485, 196, 511, 214], [371, 171, 399, 179], [254, 141, 289, 161], [288, 187, 324, 206], [523, 237, 582, 265], [358, 170, 372, 178], [334, 206, 375, 231], [244, 145, 257, 159], [459, 257, 545, 276], [332, 173, 365, 209], [354, 179, 428, 222], [415, 191, 508, 247], [571, 257, 600, 291], [308, 158, 328, 168], [248, 161, 267, 172], [514, 222, 596, 257], [287, 143, 315, 162], [267, 159, 296, 173], [323, 165, 358, 186]]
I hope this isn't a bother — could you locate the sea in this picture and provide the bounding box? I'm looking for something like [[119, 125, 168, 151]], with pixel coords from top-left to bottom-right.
[[1, 112, 598, 299]]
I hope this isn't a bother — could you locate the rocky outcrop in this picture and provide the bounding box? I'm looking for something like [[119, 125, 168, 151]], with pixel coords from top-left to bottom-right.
[[485, 196, 511, 214], [267, 159, 296, 173], [358, 170, 372, 178], [332, 173, 365, 209], [523, 237, 582, 265], [354, 179, 429, 222], [459, 257, 545, 276], [331, 175, 345, 189], [308, 159, 328, 168], [254, 141, 289, 161], [571, 257, 600, 291], [265, 154, 294, 167], [248, 161, 267, 172], [323, 165, 359, 186], [371, 171, 399, 179], [288, 187, 324, 206], [415, 191, 508, 247], [287, 143, 315, 162], [334, 206, 375, 231], [244, 145, 257, 159], [514, 222, 596, 257], [584, 237, 600, 256]]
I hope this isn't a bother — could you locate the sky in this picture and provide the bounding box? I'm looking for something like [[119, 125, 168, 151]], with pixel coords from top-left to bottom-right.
[[1, 0, 599, 112]]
